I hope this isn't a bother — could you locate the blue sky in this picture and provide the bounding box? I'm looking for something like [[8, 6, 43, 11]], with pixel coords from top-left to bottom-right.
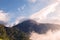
[[0, 0, 49, 16], [0, 0, 60, 26], [0, 0, 47, 24]]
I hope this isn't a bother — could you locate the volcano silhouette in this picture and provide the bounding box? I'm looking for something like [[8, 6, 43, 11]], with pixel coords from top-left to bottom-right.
[[13, 19, 60, 34]]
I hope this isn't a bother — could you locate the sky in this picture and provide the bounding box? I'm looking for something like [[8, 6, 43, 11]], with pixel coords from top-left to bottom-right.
[[1, 0, 60, 40], [30, 0, 60, 24], [0, 0, 60, 26]]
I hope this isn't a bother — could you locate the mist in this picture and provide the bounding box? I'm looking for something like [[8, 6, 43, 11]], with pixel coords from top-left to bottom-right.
[[30, 30, 60, 40]]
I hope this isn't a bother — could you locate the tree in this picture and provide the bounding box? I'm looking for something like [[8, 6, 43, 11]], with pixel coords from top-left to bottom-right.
[[0, 24, 30, 40], [6, 27, 30, 40], [0, 24, 9, 40]]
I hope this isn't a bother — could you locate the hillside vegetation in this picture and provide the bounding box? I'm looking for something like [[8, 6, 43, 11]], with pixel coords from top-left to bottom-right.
[[0, 24, 30, 40]]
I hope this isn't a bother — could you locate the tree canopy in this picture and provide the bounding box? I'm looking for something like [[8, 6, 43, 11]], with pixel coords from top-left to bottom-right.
[[0, 24, 30, 40]]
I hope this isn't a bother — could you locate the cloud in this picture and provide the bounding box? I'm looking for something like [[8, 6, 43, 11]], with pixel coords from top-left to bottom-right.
[[30, 1, 60, 24], [6, 16, 26, 27], [27, 0, 60, 4], [15, 16, 25, 25], [28, 0, 37, 3], [30, 30, 60, 40], [18, 4, 26, 11], [0, 10, 9, 24]]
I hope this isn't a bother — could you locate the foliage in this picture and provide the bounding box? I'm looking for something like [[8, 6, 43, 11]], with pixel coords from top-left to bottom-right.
[[0, 24, 30, 40], [0, 24, 9, 40]]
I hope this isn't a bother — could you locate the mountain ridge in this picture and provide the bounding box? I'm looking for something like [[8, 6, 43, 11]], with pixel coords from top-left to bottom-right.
[[13, 19, 60, 35]]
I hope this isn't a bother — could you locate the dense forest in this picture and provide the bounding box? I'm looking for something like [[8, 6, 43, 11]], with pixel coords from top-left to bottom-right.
[[0, 24, 30, 40]]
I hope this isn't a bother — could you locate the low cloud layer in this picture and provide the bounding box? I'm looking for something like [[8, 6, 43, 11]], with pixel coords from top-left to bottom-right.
[[30, 30, 60, 40]]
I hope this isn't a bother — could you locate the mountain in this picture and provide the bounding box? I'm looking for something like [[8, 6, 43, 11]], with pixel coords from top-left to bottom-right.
[[0, 19, 60, 40], [13, 19, 60, 35]]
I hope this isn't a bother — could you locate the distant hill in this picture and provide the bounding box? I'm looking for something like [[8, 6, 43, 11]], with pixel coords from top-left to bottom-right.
[[13, 19, 60, 34]]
